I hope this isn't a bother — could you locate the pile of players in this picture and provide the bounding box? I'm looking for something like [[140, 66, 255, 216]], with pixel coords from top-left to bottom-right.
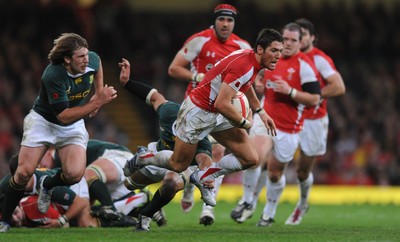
[[0, 2, 344, 233]]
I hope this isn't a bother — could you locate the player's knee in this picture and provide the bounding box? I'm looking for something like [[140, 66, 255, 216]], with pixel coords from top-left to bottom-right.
[[268, 172, 282, 183], [241, 156, 258, 169], [15, 168, 34, 185], [168, 163, 187, 173], [63, 170, 85, 184], [296, 170, 309, 182]]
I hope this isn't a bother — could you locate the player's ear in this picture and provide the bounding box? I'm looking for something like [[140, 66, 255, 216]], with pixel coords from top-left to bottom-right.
[[63, 56, 71, 65], [256, 45, 264, 54]]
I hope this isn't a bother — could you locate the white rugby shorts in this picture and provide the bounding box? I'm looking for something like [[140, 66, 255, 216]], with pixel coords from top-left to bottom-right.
[[251, 112, 299, 163], [21, 110, 88, 149], [175, 97, 233, 144], [299, 115, 329, 156]]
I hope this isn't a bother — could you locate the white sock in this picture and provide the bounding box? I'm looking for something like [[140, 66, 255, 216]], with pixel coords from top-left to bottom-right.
[[114, 192, 148, 215], [138, 150, 172, 168], [212, 154, 243, 178], [299, 173, 313, 208], [263, 175, 286, 219], [252, 168, 267, 208], [242, 166, 261, 204], [213, 173, 224, 198]]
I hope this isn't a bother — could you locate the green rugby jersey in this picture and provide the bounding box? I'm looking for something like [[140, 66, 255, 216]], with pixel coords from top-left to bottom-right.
[[33, 51, 100, 125], [156, 101, 180, 151]]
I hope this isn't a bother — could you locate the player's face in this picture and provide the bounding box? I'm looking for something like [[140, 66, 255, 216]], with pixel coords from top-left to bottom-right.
[[300, 28, 313, 52], [282, 29, 301, 58], [66, 47, 89, 75], [214, 16, 235, 41], [12, 206, 24, 227], [260, 41, 283, 70]]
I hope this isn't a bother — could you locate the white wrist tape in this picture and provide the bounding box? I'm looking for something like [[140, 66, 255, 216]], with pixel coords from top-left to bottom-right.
[[255, 107, 266, 115], [289, 88, 297, 98], [192, 73, 205, 83], [239, 118, 251, 129], [145, 89, 158, 106], [58, 215, 68, 227]]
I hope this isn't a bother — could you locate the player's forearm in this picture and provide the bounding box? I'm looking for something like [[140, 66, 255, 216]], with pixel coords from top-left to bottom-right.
[[321, 74, 346, 98], [57, 101, 101, 124], [168, 66, 194, 82], [245, 88, 262, 112], [63, 196, 86, 223]]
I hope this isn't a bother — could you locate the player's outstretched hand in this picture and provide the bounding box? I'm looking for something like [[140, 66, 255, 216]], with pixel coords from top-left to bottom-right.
[[118, 58, 131, 86]]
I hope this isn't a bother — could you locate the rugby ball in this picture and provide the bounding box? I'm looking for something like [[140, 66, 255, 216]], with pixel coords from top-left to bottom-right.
[[231, 92, 250, 118]]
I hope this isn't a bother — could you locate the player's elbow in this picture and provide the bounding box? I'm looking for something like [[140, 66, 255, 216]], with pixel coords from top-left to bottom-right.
[[56, 114, 75, 125], [337, 84, 346, 96], [167, 65, 177, 78], [213, 100, 225, 113]]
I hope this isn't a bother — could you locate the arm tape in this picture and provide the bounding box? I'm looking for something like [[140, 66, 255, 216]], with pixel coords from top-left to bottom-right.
[[302, 81, 321, 95], [124, 79, 157, 105]]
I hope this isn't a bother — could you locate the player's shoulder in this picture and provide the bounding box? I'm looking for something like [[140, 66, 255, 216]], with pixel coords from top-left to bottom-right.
[[224, 49, 254, 67], [88, 51, 100, 71], [42, 63, 67, 82], [297, 51, 315, 64], [89, 51, 100, 61], [229, 33, 251, 49], [183, 29, 213, 48], [188, 28, 213, 39], [229, 33, 249, 42], [310, 47, 332, 60], [157, 101, 180, 119]]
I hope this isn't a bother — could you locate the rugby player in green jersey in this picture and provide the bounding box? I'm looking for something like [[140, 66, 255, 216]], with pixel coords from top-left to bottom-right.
[[43, 139, 165, 226], [1, 155, 136, 228], [119, 58, 215, 231], [0, 33, 117, 232]]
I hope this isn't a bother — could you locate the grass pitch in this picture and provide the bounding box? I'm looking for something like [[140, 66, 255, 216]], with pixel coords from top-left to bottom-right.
[[1, 201, 399, 242]]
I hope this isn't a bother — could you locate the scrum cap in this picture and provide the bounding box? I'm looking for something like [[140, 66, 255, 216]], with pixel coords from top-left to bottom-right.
[[213, 4, 237, 20]]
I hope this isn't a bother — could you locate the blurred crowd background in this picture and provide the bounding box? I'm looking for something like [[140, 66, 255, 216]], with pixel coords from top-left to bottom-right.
[[1, 0, 399, 186]]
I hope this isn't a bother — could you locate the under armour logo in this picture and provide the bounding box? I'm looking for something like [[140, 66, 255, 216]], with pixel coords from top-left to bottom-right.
[[206, 51, 216, 58]]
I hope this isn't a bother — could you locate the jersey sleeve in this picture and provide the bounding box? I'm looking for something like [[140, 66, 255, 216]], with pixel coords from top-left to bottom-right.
[[52, 186, 76, 206], [178, 34, 211, 62], [88, 51, 100, 72], [314, 55, 336, 79], [42, 67, 69, 105], [299, 58, 318, 85], [225, 52, 255, 92], [233, 39, 252, 50]]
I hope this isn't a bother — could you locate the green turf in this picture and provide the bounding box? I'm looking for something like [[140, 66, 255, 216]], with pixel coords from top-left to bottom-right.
[[1, 202, 399, 242]]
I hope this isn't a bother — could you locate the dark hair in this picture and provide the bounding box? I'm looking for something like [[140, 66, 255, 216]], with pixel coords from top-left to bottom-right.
[[281, 22, 303, 40], [48, 33, 88, 64], [9, 154, 19, 176], [295, 18, 316, 36], [254, 28, 283, 52]]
